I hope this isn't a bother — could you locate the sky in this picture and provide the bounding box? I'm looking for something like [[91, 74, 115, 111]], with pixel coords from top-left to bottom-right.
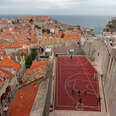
[[0, 0, 116, 16]]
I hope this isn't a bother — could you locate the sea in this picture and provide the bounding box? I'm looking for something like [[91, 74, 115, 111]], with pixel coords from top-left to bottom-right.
[[0, 15, 111, 36]]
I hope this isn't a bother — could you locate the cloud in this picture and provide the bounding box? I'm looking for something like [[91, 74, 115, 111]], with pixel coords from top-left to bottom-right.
[[0, 0, 116, 15]]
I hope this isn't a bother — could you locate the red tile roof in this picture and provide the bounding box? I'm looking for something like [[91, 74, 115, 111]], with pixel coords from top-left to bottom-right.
[[26, 61, 49, 74], [0, 69, 14, 80], [0, 49, 5, 54], [0, 54, 20, 72], [5, 43, 23, 48], [0, 20, 8, 24], [0, 44, 4, 48], [64, 33, 82, 39], [38, 16, 48, 18], [9, 84, 40, 116], [0, 80, 3, 87], [73, 28, 81, 32]]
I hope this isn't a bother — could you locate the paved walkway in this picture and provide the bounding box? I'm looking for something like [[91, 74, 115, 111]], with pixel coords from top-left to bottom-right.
[[91, 62, 106, 112], [30, 78, 49, 116], [49, 110, 107, 116]]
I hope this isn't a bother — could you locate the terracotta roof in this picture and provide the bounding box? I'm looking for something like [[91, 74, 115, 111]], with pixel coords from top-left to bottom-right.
[[9, 84, 40, 116], [0, 44, 4, 48], [0, 20, 8, 24], [0, 69, 14, 80], [0, 49, 5, 54], [73, 28, 81, 32], [0, 54, 20, 72], [5, 43, 23, 48], [2, 32, 15, 39], [0, 80, 3, 87], [64, 33, 82, 39], [26, 61, 49, 73], [38, 16, 48, 18], [22, 61, 50, 84]]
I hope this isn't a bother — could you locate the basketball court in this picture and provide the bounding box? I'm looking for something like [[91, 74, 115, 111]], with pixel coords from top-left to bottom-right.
[[55, 56, 101, 111]]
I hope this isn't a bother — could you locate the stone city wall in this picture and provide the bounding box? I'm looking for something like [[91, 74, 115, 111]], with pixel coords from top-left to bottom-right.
[[81, 36, 116, 116]]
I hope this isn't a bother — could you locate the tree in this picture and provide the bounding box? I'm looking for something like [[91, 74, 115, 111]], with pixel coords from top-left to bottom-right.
[[17, 19, 20, 24], [31, 49, 37, 60], [42, 29, 50, 34], [61, 33, 64, 38], [25, 54, 32, 69], [29, 19, 33, 23], [35, 25, 41, 29], [25, 49, 38, 69], [47, 29, 50, 34]]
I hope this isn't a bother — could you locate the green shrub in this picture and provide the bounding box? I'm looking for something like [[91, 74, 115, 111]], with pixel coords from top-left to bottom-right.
[[61, 33, 64, 38], [25, 49, 37, 69], [42, 29, 50, 34], [25, 54, 32, 69]]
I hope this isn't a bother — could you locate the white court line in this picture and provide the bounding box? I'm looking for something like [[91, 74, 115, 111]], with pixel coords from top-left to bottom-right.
[[78, 58, 99, 99], [86, 72, 99, 97], [64, 79, 76, 103], [65, 79, 99, 110], [62, 58, 99, 98], [79, 58, 97, 96], [59, 62, 76, 103], [73, 80, 76, 90], [58, 60, 78, 66], [81, 68, 98, 97], [57, 57, 100, 110], [66, 78, 98, 96]]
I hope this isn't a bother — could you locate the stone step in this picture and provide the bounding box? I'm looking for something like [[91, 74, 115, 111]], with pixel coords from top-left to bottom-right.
[[49, 110, 108, 116]]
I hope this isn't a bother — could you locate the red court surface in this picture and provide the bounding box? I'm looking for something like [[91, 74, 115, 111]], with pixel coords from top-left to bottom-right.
[[55, 56, 101, 111]]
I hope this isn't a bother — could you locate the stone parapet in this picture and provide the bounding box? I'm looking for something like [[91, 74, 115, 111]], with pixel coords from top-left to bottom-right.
[[107, 42, 116, 56]]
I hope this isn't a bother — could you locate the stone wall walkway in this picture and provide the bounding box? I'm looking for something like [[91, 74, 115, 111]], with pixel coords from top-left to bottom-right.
[[30, 78, 49, 116]]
